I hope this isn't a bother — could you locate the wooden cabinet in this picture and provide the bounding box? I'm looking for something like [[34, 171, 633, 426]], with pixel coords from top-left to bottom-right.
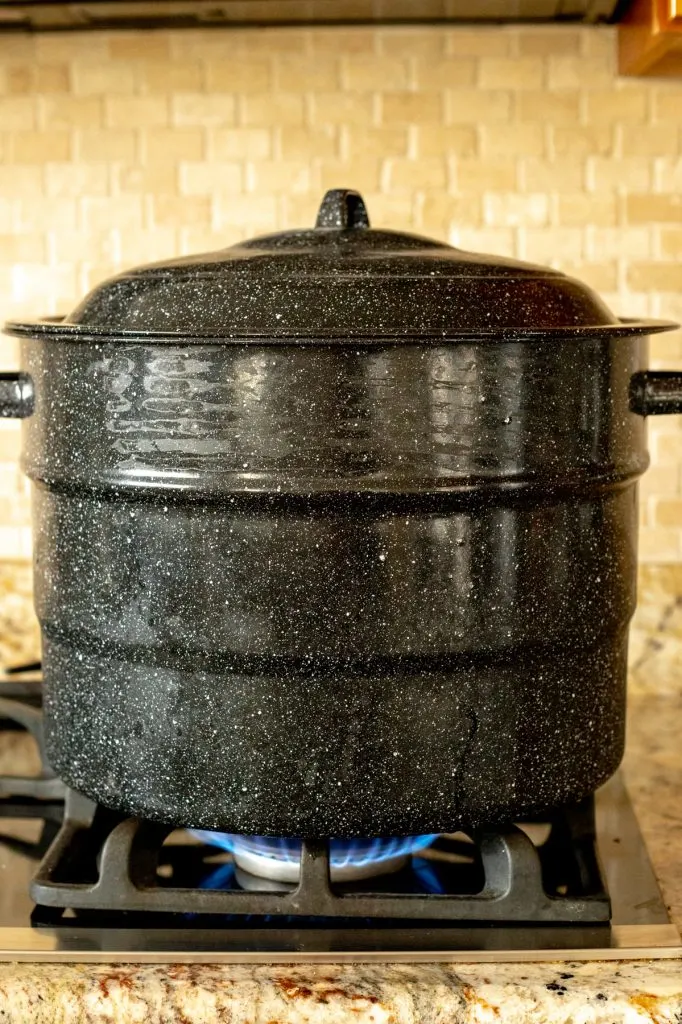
[[619, 0, 682, 75]]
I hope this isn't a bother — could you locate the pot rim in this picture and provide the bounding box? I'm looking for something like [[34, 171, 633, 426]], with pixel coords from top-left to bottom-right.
[[2, 315, 678, 345]]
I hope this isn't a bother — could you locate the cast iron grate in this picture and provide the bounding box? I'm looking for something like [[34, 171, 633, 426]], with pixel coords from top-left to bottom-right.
[[30, 787, 610, 923]]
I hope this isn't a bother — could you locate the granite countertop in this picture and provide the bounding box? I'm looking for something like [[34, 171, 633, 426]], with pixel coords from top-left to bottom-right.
[[0, 561, 681, 1021]]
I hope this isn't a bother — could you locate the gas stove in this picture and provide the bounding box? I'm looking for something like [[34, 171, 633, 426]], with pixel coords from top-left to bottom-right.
[[0, 665, 679, 964]]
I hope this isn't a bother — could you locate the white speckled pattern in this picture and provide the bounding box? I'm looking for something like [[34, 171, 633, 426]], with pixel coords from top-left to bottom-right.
[[0, 562, 682, 1019]]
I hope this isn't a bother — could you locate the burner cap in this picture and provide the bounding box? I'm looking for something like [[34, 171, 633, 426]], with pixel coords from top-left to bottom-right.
[[192, 832, 436, 884]]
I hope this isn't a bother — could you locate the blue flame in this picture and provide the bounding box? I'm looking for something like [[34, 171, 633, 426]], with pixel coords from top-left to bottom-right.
[[190, 832, 437, 870]]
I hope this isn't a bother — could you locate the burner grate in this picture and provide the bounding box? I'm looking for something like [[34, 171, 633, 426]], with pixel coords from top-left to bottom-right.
[[30, 788, 610, 923]]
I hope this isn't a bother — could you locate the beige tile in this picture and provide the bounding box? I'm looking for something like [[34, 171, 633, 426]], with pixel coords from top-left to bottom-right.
[[311, 91, 374, 126], [380, 92, 441, 125], [620, 125, 681, 158], [659, 228, 682, 259], [455, 227, 517, 256], [6, 63, 70, 94], [276, 58, 340, 92], [108, 33, 170, 61], [640, 465, 682, 500], [152, 195, 212, 228], [210, 128, 273, 161], [47, 229, 117, 265], [179, 161, 242, 196], [34, 33, 108, 62], [0, 235, 46, 262], [0, 97, 38, 131], [380, 28, 444, 58], [420, 194, 483, 229], [80, 196, 144, 232], [118, 229, 179, 264], [653, 89, 682, 123], [213, 193, 279, 229], [106, 96, 169, 128], [45, 162, 109, 198], [517, 91, 580, 122], [456, 159, 517, 192], [242, 93, 304, 126], [445, 28, 512, 57], [41, 96, 103, 129], [584, 90, 649, 123], [551, 125, 616, 158], [655, 159, 682, 192], [560, 260, 618, 292], [522, 227, 584, 264], [653, 499, 682, 529], [547, 55, 613, 89], [480, 123, 545, 159], [143, 127, 205, 163], [342, 57, 408, 92], [385, 158, 447, 191], [72, 61, 135, 95], [587, 157, 653, 192], [179, 227, 244, 255], [138, 61, 203, 94], [247, 160, 311, 194], [654, 431, 682, 465], [556, 194, 617, 227], [627, 262, 682, 291], [627, 194, 682, 224], [172, 94, 234, 127], [0, 424, 21, 462], [518, 29, 581, 56], [412, 58, 476, 90], [445, 89, 511, 124], [588, 227, 651, 261], [205, 60, 273, 93], [10, 130, 72, 163], [484, 193, 549, 228], [116, 161, 177, 194], [311, 28, 376, 55], [316, 159, 382, 192], [639, 526, 681, 562], [76, 129, 138, 162], [279, 126, 337, 160], [360, 192, 419, 228], [0, 528, 25, 561], [478, 57, 544, 90], [414, 125, 476, 159], [345, 127, 408, 160], [581, 27, 616, 59], [15, 197, 78, 231]]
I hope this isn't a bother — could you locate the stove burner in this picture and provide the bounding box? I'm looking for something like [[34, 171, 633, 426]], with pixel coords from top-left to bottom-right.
[[190, 833, 437, 883]]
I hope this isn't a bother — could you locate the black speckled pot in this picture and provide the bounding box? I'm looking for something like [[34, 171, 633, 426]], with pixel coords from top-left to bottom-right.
[[2, 189, 682, 836]]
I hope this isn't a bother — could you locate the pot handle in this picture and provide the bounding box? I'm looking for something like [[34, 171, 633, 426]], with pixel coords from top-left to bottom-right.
[[630, 371, 682, 416], [0, 373, 34, 418]]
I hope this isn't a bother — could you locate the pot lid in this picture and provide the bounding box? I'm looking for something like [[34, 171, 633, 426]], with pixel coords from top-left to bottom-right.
[[4, 188, 678, 342]]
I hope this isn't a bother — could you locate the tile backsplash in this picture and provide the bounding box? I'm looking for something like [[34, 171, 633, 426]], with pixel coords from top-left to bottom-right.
[[1, 23, 682, 561]]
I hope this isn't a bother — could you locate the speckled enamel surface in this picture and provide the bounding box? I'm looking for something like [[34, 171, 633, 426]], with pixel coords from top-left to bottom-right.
[[1, 565, 682, 1015], [9, 324, 651, 835]]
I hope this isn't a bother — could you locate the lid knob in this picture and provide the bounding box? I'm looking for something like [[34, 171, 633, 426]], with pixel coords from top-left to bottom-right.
[[315, 189, 370, 230]]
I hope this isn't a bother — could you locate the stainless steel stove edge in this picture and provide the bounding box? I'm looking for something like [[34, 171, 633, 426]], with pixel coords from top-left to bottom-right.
[[0, 924, 677, 964]]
